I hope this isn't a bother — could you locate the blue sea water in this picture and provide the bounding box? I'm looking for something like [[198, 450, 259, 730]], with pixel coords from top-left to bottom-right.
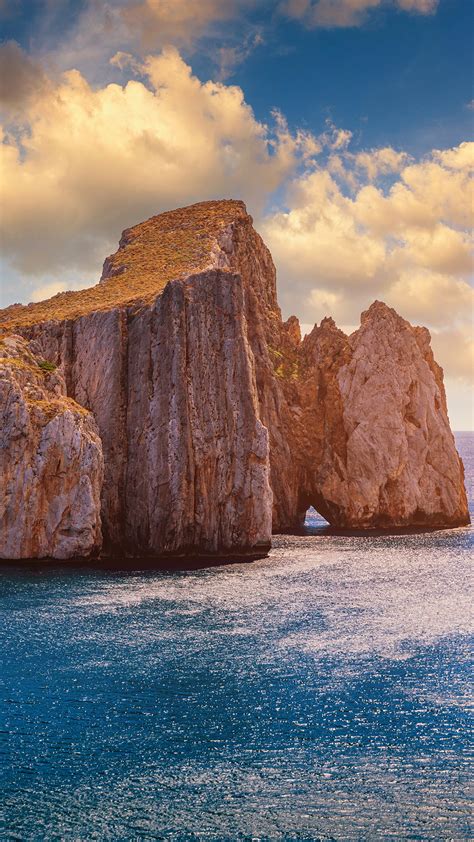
[[1, 434, 473, 841]]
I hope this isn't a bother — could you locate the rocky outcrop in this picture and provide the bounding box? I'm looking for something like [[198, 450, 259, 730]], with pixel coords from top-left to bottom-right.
[[4, 270, 272, 558], [0, 335, 103, 559], [294, 303, 469, 528], [0, 200, 469, 560]]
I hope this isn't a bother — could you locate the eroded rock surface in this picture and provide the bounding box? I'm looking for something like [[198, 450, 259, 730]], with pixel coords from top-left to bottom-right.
[[0, 200, 469, 559], [295, 303, 469, 528], [0, 336, 103, 559]]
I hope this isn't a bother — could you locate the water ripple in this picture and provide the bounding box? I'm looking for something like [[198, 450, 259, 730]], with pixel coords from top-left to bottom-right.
[[0, 434, 472, 840]]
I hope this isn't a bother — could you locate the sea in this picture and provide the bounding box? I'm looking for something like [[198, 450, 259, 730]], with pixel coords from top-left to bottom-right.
[[1, 433, 472, 841]]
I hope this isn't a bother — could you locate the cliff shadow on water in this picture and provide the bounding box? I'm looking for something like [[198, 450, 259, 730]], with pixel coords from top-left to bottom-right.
[[0, 550, 271, 573]]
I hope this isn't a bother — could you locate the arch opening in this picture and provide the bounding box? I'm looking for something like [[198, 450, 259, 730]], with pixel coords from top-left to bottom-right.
[[304, 505, 330, 531]]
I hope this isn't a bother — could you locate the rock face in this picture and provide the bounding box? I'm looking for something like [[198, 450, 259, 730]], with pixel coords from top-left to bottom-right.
[[294, 304, 469, 528], [0, 199, 469, 560], [0, 335, 103, 559]]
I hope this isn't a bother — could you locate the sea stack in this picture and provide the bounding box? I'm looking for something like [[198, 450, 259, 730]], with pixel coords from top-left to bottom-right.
[[0, 200, 469, 560]]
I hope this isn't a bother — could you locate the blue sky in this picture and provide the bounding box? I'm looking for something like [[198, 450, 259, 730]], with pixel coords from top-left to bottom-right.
[[221, 0, 473, 153], [3, 0, 473, 153], [0, 0, 473, 425]]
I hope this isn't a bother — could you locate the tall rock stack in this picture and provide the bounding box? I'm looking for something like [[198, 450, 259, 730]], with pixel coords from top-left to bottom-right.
[[296, 303, 469, 528], [0, 200, 469, 560]]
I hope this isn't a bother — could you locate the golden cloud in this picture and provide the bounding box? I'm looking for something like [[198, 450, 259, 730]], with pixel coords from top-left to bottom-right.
[[121, 0, 241, 49], [0, 48, 305, 277], [262, 142, 473, 382], [0, 46, 471, 388]]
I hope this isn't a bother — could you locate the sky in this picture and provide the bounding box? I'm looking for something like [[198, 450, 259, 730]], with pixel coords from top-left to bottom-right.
[[0, 0, 473, 426]]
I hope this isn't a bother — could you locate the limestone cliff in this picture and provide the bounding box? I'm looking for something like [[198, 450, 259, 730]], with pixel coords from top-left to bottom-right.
[[295, 303, 469, 528], [0, 335, 103, 559], [0, 200, 469, 560]]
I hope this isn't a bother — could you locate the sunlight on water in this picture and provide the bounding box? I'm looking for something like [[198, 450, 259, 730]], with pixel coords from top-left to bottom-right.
[[305, 505, 329, 528], [0, 434, 472, 840]]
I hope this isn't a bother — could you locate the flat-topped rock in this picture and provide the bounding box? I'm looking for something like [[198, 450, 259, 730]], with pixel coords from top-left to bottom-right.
[[0, 200, 251, 332]]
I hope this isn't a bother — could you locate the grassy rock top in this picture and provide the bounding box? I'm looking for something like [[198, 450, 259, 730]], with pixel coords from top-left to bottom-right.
[[0, 200, 248, 332]]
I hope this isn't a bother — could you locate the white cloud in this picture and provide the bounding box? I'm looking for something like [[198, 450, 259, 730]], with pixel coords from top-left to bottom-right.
[[396, 0, 437, 11], [15, 0, 442, 92], [433, 141, 474, 171], [387, 271, 473, 326], [216, 30, 264, 80], [431, 327, 474, 386]]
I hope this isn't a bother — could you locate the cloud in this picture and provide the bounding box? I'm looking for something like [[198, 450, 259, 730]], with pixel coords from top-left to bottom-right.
[[109, 51, 144, 74], [30, 281, 67, 303], [280, 0, 438, 28], [396, 0, 437, 10], [19, 1, 262, 105], [0, 48, 311, 278], [0, 34, 470, 389], [262, 141, 473, 382], [216, 30, 264, 80], [1, 0, 443, 98], [0, 41, 48, 112], [121, 0, 242, 49], [354, 145, 474, 234], [430, 326, 474, 385], [433, 141, 474, 172], [265, 170, 388, 297], [387, 271, 473, 326], [24, 0, 243, 87], [352, 146, 409, 180]]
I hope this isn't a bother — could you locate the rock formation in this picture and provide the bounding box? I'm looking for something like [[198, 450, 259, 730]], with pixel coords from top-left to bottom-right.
[[0, 200, 469, 560], [0, 335, 103, 559], [295, 304, 469, 528]]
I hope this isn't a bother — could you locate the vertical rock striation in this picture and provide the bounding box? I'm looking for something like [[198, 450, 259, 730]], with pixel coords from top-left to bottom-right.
[[0, 335, 103, 559], [0, 199, 469, 560], [295, 302, 469, 528], [122, 270, 271, 556]]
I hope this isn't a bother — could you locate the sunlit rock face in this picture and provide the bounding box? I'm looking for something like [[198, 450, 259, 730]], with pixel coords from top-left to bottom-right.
[[0, 200, 469, 560], [2, 204, 274, 558], [11, 272, 273, 559], [0, 335, 103, 559], [295, 303, 469, 529]]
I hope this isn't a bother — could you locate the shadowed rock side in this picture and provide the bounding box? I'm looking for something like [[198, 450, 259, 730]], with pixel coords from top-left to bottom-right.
[[0, 200, 469, 560], [0, 336, 103, 559]]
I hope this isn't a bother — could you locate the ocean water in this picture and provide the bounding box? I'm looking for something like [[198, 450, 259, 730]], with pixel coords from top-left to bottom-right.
[[1, 435, 472, 841]]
